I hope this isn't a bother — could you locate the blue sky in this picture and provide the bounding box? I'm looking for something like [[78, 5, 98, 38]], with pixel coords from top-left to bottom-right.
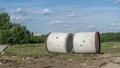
[[0, 0, 120, 34]]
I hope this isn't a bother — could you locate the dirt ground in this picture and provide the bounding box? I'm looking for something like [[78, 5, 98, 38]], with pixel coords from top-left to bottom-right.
[[0, 53, 120, 68], [21, 53, 120, 68]]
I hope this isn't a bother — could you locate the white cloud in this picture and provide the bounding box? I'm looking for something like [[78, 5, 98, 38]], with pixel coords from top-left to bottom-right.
[[66, 26, 81, 31], [49, 19, 98, 32], [87, 25, 96, 29], [66, 13, 76, 17], [11, 16, 29, 22], [66, 24, 97, 31], [109, 23, 120, 27], [64, 21, 97, 31], [41, 8, 53, 15], [50, 20, 64, 25], [66, 13, 80, 17], [15, 7, 27, 16], [109, 23, 120, 30], [16, 7, 23, 13], [110, 23, 116, 26]]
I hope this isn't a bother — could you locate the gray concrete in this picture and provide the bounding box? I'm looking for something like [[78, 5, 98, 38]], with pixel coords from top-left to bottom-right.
[[0, 45, 8, 52]]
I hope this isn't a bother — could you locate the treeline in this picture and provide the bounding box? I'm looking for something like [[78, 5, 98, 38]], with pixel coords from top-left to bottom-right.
[[100, 32, 120, 42], [0, 12, 45, 44]]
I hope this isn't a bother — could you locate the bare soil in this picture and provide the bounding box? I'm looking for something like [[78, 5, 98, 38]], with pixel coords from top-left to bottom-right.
[[19, 53, 120, 68], [1, 53, 120, 68]]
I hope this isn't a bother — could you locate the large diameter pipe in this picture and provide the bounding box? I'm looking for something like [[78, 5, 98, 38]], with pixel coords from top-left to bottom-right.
[[46, 32, 73, 53], [73, 32, 100, 53]]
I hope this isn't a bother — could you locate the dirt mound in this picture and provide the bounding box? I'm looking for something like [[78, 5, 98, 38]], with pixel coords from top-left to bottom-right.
[[100, 62, 120, 68], [0, 53, 120, 68], [19, 53, 120, 68]]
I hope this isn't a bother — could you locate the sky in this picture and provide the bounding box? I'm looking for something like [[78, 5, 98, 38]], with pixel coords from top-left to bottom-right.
[[0, 0, 120, 34]]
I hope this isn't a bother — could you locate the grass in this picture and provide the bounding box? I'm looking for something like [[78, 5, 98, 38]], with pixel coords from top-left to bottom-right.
[[5, 43, 48, 57], [0, 42, 120, 67], [0, 43, 49, 67], [101, 42, 120, 53], [2, 42, 120, 58]]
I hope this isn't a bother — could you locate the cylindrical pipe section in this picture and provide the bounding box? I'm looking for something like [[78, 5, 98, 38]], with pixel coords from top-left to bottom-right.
[[46, 32, 73, 53], [73, 32, 100, 53]]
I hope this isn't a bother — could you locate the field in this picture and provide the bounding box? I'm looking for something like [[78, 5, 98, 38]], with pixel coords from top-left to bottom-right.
[[0, 42, 120, 68]]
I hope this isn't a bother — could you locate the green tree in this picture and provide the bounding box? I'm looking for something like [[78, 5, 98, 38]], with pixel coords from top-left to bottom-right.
[[0, 12, 12, 30], [0, 12, 30, 44], [0, 30, 11, 44], [101, 32, 120, 42], [0, 12, 12, 44], [0, 12, 45, 44], [9, 24, 30, 44]]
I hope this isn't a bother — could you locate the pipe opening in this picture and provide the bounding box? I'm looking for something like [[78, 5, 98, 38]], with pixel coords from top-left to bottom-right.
[[80, 45, 82, 47], [56, 37, 58, 39], [83, 40, 85, 43], [66, 34, 73, 53]]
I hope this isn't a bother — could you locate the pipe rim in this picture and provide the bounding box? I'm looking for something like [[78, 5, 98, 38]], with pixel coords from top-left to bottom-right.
[[45, 32, 52, 52], [95, 32, 100, 53]]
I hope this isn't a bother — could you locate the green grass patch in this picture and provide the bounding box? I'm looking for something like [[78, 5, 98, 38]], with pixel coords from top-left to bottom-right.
[[3, 42, 120, 58], [2, 42, 120, 58], [5, 43, 48, 57], [101, 42, 120, 53]]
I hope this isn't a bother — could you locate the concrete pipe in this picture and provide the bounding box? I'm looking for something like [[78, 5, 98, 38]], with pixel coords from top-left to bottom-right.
[[73, 32, 100, 53], [46, 32, 73, 53]]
